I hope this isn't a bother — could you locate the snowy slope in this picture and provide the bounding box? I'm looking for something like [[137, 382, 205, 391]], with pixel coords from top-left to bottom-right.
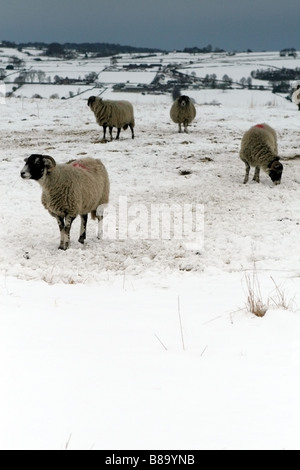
[[1, 51, 300, 450]]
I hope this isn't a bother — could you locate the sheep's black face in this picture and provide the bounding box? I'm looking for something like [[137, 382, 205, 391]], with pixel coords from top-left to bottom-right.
[[88, 96, 96, 109], [21, 154, 47, 181], [178, 96, 190, 107], [268, 159, 283, 185]]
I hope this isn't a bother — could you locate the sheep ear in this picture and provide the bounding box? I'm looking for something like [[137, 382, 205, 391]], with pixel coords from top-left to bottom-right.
[[268, 157, 280, 168], [43, 156, 56, 171]]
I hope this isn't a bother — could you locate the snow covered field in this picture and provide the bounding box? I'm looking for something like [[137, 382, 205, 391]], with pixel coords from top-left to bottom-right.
[[1, 51, 300, 450]]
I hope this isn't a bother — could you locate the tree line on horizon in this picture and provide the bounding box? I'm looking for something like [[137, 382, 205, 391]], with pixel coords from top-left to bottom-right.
[[1, 40, 230, 57], [1, 40, 298, 58]]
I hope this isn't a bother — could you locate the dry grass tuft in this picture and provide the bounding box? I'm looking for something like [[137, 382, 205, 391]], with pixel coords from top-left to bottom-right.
[[269, 277, 296, 311], [245, 269, 268, 317], [244, 266, 296, 317]]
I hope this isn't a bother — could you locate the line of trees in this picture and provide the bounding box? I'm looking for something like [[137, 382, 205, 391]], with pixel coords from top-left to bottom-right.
[[251, 67, 300, 81], [12, 70, 99, 86], [1, 40, 164, 57], [183, 45, 226, 54]]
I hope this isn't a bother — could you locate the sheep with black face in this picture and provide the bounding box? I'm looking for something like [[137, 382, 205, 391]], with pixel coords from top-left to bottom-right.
[[170, 95, 196, 133], [21, 154, 110, 250], [88, 96, 135, 141], [239, 123, 283, 185]]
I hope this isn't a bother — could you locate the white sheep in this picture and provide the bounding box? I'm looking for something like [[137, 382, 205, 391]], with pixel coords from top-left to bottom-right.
[[88, 96, 135, 141], [239, 123, 283, 185], [21, 154, 110, 250], [170, 95, 196, 133]]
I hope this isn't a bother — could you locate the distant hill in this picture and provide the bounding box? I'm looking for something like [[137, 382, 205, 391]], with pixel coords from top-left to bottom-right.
[[64, 42, 165, 56], [0, 40, 164, 57]]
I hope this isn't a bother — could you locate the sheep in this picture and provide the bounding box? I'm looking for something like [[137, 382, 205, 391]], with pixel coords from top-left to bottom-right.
[[20, 154, 110, 250], [239, 123, 283, 185], [291, 81, 300, 111], [87, 96, 135, 141], [170, 95, 196, 133]]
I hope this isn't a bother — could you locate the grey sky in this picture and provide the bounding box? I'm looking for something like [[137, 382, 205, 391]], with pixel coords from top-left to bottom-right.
[[0, 0, 299, 51]]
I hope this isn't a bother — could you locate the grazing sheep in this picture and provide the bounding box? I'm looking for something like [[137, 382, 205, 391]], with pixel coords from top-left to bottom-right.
[[21, 155, 110, 250], [88, 96, 135, 141], [239, 123, 283, 185], [170, 95, 196, 133]]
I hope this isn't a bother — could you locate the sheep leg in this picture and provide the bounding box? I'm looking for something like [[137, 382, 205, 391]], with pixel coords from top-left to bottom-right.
[[253, 166, 260, 183], [79, 214, 88, 244], [115, 128, 121, 140], [63, 215, 76, 250], [109, 127, 114, 141], [130, 124, 135, 139], [102, 125, 107, 140], [96, 206, 105, 239], [55, 215, 66, 250], [184, 121, 189, 134], [178, 123, 182, 133], [243, 162, 250, 184], [57, 215, 76, 250]]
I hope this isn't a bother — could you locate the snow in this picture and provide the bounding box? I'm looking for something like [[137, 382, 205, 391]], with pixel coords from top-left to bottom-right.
[[98, 71, 158, 84], [1, 50, 300, 450]]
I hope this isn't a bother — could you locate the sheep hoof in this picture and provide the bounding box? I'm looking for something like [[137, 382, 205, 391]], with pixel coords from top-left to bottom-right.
[[58, 243, 69, 250]]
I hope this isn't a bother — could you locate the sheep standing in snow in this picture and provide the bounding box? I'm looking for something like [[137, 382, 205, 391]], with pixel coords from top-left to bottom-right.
[[291, 81, 300, 111], [239, 123, 283, 185], [88, 96, 135, 141], [170, 95, 196, 133], [21, 155, 110, 250]]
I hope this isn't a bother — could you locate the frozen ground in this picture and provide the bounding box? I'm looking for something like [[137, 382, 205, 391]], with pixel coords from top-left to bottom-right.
[[1, 54, 300, 450]]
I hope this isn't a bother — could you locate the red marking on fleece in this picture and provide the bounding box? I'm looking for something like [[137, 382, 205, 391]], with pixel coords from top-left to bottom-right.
[[72, 162, 88, 170], [255, 124, 265, 129]]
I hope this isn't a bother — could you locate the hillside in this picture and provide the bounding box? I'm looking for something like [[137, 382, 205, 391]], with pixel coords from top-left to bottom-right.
[[1, 48, 300, 451], [1, 46, 299, 100]]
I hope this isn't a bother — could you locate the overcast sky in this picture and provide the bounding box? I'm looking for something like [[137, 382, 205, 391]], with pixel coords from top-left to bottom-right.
[[0, 0, 299, 51]]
